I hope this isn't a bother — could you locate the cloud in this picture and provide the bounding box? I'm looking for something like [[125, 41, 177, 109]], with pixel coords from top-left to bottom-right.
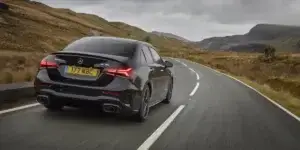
[[35, 0, 300, 41]]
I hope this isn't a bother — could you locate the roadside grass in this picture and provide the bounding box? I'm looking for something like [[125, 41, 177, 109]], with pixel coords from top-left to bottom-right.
[[236, 76, 300, 117], [0, 51, 45, 83]]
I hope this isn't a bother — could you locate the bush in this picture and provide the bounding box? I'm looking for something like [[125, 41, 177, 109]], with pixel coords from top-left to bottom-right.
[[143, 36, 151, 43], [263, 45, 276, 60]]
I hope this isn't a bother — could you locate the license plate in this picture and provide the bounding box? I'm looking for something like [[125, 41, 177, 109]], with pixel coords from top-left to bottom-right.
[[66, 66, 99, 77]]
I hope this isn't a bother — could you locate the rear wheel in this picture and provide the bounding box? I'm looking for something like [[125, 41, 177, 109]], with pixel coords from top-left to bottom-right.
[[163, 79, 173, 104], [134, 85, 151, 122]]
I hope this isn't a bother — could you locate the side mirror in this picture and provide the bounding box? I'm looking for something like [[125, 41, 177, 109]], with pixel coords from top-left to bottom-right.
[[164, 60, 173, 68]]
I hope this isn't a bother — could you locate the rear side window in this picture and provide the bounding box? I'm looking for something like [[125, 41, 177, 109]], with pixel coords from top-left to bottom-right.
[[62, 38, 137, 58], [149, 47, 164, 64], [140, 49, 147, 65], [141, 46, 154, 63]]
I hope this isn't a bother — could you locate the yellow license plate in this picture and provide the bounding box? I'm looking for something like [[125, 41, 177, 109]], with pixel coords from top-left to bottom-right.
[[66, 66, 99, 77]]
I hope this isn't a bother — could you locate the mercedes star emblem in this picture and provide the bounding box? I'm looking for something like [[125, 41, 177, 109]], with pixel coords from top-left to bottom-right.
[[77, 58, 83, 64]]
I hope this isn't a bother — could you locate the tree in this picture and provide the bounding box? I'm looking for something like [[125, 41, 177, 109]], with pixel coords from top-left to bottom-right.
[[143, 35, 151, 43], [263, 45, 276, 60]]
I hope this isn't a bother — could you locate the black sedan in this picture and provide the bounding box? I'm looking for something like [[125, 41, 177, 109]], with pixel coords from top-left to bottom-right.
[[34, 36, 174, 122]]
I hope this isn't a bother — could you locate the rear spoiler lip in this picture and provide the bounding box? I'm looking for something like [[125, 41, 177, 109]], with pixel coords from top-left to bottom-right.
[[51, 51, 129, 64]]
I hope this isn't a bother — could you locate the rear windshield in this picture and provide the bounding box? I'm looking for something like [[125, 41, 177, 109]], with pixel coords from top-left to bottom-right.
[[62, 38, 137, 58]]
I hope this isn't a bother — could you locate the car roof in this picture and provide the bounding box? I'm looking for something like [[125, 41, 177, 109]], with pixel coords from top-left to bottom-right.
[[78, 36, 153, 48]]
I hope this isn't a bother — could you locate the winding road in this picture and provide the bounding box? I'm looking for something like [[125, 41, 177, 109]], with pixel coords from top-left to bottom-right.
[[0, 58, 300, 150]]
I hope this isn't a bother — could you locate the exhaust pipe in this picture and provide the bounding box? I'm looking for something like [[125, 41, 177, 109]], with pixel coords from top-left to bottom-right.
[[36, 95, 50, 105], [102, 103, 121, 113]]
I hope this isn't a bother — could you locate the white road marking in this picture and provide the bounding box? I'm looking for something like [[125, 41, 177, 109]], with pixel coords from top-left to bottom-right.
[[175, 59, 200, 81], [183, 59, 300, 122], [137, 105, 186, 150], [181, 62, 188, 67], [196, 72, 200, 80], [174, 59, 181, 63], [188, 68, 200, 80], [174, 59, 200, 96], [0, 103, 40, 115], [189, 82, 200, 96], [188, 67, 194, 72]]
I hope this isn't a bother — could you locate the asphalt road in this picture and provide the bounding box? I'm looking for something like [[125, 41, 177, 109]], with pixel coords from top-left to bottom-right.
[[0, 58, 300, 150]]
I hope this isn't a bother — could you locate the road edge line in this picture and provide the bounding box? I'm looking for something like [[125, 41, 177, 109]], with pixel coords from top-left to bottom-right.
[[137, 105, 186, 150], [0, 103, 40, 115], [181, 58, 300, 122]]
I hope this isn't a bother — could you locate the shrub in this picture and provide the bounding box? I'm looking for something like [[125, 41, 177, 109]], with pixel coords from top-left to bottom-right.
[[143, 35, 151, 43], [263, 45, 276, 61]]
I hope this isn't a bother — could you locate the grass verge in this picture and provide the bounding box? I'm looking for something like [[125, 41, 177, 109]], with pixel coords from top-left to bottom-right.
[[236, 76, 300, 117]]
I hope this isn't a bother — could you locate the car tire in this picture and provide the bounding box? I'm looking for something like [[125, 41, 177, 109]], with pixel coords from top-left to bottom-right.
[[162, 79, 173, 104], [134, 85, 151, 122]]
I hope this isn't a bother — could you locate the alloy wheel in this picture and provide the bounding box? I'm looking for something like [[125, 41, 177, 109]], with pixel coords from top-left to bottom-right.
[[142, 88, 150, 118]]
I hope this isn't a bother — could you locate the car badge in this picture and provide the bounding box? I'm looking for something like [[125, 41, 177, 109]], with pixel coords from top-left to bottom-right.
[[77, 58, 83, 64]]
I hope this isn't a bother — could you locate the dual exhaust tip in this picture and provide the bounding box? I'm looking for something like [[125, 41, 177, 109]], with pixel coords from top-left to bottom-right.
[[36, 95, 50, 105], [102, 103, 121, 113], [37, 95, 120, 113]]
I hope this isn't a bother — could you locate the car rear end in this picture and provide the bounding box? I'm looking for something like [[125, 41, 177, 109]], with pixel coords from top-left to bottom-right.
[[34, 37, 142, 114]]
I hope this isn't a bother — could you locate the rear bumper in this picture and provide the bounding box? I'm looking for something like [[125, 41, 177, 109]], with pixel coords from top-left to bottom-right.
[[37, 89, 140, 114], [34, 78, 142, 114]]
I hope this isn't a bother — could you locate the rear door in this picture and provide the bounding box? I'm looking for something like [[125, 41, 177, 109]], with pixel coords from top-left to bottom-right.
[[148, 47, 170, 101], [141, 45, 160, 104]]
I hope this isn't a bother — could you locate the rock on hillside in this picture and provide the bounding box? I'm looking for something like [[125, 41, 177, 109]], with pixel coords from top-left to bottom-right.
[[195, 24, 300, 52]]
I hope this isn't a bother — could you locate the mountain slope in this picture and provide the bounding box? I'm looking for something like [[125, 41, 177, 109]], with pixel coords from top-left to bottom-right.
[[196, 24, 300, 52], [0, 0, 198, 83], [151, 31, 190, 42]]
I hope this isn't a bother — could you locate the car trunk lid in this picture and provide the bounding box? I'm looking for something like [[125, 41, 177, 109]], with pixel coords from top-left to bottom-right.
[[46, 51, 130, 87]]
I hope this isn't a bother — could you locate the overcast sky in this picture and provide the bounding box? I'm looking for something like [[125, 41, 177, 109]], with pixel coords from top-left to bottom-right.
[[36, 0, 300, 41]]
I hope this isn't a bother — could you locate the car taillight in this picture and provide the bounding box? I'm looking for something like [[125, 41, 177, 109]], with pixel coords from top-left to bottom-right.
[[40, 55, 58, 68], [105, 67, 133, 78]]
